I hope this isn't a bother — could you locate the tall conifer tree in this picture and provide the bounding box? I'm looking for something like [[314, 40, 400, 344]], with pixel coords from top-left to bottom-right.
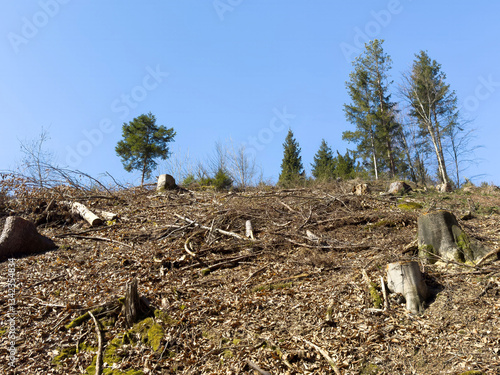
[[311, 139, 335, 180], [278, 129, 304, 186], [343, 39, 401, 179]]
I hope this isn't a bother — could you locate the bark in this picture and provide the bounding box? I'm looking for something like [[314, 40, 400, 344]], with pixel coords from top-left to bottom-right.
[[62, 201, 103, 227], [124, 278, 140, 327], [418, 211, 490, 264]]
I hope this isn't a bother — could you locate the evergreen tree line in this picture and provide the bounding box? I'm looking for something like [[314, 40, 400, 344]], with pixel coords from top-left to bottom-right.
[[278, 129, 356, 187], [342, 39, 477, 187]]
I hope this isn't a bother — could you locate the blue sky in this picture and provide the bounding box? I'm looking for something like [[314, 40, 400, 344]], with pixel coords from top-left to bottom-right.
[[1, 1, 500, 185]]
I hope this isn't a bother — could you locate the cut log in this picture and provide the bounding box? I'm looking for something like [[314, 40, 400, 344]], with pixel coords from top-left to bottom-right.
[[0, 217, 56, 259], [386, 261, 428, 314], [418, 210, 491, 264], [62, 201, 103, 227], [157, 174, 177, 191]]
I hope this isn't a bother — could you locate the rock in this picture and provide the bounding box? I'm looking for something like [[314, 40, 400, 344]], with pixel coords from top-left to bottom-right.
[[0, 217, 56, 259], [387, 181, 412, 195], [157, 174, 177, 191], [417, 210, 490, 264], [352, 183, 370, 195]]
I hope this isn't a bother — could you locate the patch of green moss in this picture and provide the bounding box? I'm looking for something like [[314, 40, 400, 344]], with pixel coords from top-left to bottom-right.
[[372, 219, 397, 228], [147, 323, 164, 351], [455, 229, 474, 262], [154, 309, 178, 326], [368, 282, 382, 309], [361, 363, 380, 374], [252, 282, 293, 292], [52, 346, 77, 365], [0, 327, 7, 337], [65, 306, 105, 329], [223, 349, 233, 358], [53, 343, 97, 365], [397, 201, 423, 210], [418, 244, 436, 263], [458, 371, 483, 375], [201, 268, 211, 276]]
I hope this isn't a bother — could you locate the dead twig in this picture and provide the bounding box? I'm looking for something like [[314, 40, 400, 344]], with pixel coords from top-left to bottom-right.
[[475, 247, 500, 267], [88, 311, 103, 375], [175, 213, 255, 241], [246, 359, 271, 375], [298, 337, 341, 375]]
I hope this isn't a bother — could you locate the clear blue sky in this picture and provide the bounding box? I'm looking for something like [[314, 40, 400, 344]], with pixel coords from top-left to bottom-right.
[[2, 1, 500, 185]]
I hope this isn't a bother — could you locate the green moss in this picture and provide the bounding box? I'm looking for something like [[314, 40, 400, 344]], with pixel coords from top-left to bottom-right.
[[223, 349, 233, 358], [201, 268, 211, 276], [397, 201, 423, 210], [65, 306, 105, 329], [418, 244, 436, 263], [455, 229, 474, 262], [0, 327, 7, 337], [147, 323, 164, 351], [368, 282, 382, 309], [154, 309, 178, 326], [252, 282, 293, 292], [458, 371, 483, 375], [52, 346, 77, 365], [361, 363, 380, 374]]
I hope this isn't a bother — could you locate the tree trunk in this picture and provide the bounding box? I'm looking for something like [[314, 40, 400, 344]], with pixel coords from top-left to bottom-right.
[[386, 261, 428, 314]]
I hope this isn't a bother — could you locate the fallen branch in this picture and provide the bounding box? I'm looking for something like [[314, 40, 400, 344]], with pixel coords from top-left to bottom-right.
[[475, 247, 500, 267], [88, 311, 103, 375], [175, 213, 254, 241], [246, 359, 271, 375], [299, 337, 341, 375], [184, 237, 208, 267]]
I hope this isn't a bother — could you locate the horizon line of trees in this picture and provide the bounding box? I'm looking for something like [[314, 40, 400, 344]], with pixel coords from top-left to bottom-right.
[[9, 39, 482, 191]]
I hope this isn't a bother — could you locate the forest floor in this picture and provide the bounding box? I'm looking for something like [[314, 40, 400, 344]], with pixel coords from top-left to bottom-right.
[[0, 180, 499, 375]]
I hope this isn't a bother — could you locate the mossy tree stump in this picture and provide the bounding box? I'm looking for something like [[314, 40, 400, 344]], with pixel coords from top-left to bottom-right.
[[386, 261, 428, 314], [418, 211, 490, 264]]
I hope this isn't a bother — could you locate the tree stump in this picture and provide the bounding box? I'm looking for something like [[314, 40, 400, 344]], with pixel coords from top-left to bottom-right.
[[386, 261, 428, 314], [418, 211, 490, 264], [387, 181, 412, 195], [352, 183, 370, 195], [124, 278, 141, 327], [157, 174, 177, 191], [0, 217, 56, 260]]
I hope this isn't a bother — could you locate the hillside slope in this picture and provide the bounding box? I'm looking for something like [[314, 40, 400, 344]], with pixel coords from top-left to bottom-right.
[[1, 182, 499, 374]]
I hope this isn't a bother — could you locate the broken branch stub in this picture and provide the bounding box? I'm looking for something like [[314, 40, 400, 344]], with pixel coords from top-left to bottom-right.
[[0, 216, 56, 259], [386, 261, 428, 314], [418, 210, 490, 264]]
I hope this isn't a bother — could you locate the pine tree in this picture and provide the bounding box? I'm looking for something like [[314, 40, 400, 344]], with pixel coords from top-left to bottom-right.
[[401, 51, 458, 184], [334, 150, 357, 179], [115, 112, 176, 185], [278, 129, 304, 186], [343, 39, 402, 179], [311, 139, 335, 180]]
